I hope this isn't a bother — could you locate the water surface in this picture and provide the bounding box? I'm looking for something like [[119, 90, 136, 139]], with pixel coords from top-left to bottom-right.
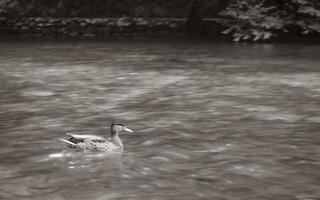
[[0, 39, 320, 200]]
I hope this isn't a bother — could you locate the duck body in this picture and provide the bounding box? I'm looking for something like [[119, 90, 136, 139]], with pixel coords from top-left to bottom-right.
[[61, 133, 121, 152], [60, 123, 133, 152]]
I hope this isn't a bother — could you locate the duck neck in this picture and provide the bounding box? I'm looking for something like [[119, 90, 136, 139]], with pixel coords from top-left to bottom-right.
[[111, 131, 123, 148]]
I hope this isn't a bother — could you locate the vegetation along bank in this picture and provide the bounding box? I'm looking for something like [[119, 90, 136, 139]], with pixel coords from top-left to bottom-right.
[[1, 0, 319, 41]]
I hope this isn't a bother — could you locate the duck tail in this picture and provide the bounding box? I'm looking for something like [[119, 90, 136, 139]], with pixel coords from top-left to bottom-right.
[[59, 139, 77, 146]]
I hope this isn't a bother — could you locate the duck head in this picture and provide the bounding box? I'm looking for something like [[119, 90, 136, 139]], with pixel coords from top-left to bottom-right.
[[111, 122, 133, 137]]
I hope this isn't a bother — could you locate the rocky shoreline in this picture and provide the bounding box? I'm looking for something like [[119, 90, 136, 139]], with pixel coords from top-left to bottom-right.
[[0, 17, 223, 37]]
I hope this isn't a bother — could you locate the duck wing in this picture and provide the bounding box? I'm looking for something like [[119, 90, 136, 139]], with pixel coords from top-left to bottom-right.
[[66, 133, 106, 142]]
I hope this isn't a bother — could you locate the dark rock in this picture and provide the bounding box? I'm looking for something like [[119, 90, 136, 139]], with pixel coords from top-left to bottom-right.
[[35, 18, 43, 22], [136, 18, 149, 26], [169, 23, 178, 28], [21, 26, 29, 30], [116, 17, 133, 27], [108, 20, 116, 26]]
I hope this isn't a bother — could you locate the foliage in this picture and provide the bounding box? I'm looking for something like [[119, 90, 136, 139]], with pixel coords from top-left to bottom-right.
[[1, 0, 320, 41], [219, 0, 285, 41], [219, 0, 320, 41], [9, 0, 190, 18], [290, 0, 320, 34], [0, 0, 19, 18], [1, 0, 226, 18]]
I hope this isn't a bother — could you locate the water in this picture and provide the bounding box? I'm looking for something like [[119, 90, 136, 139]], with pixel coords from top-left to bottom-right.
[[0, 38, 320, 200]]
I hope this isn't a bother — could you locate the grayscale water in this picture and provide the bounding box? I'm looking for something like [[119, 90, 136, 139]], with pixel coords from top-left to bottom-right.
[[0, 39, 319, 200]]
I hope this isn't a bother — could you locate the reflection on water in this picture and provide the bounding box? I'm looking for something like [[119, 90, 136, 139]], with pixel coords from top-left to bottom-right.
[[0, 39, 320, 200]]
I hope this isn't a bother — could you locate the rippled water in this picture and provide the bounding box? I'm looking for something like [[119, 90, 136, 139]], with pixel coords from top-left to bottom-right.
[[0, 39, 320, 200]]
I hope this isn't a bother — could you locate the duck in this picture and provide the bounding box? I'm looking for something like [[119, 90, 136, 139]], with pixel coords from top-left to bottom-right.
[[59, 122, 133, 152]]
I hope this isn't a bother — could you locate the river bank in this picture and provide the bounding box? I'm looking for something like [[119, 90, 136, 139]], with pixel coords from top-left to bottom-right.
[[0, 17, 224, 37], [1, 17, 320, 43]]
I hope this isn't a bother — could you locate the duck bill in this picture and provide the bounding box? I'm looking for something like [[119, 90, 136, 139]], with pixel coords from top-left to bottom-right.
[[123, 126, 134, 133]]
